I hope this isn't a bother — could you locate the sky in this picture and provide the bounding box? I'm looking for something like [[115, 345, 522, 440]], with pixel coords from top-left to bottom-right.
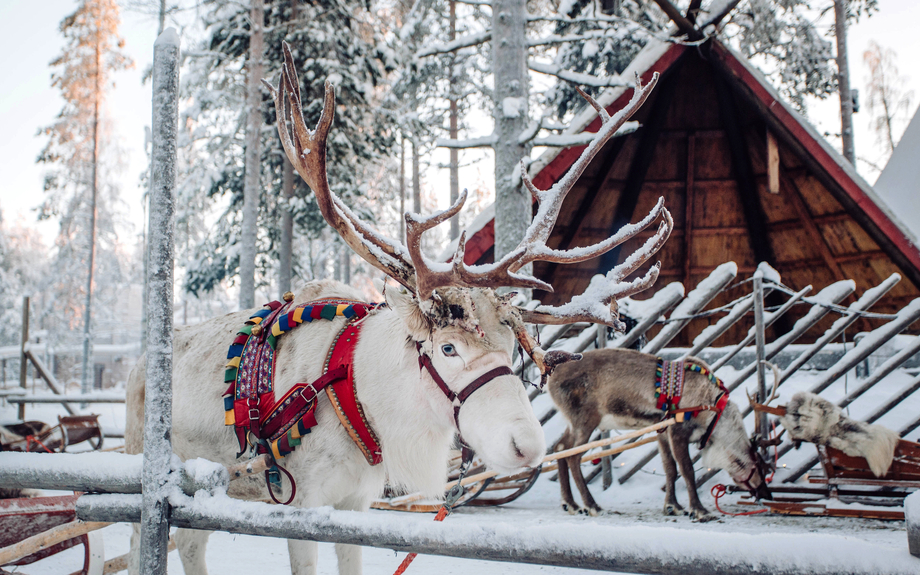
[[1, 0, 919, 250]]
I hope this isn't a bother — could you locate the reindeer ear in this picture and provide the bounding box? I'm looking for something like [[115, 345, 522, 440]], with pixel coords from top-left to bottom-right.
[[386, 287, 431, 341]]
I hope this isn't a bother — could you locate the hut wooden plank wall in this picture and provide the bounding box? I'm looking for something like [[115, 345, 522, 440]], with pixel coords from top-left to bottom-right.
[[459, 39, 920, 346]]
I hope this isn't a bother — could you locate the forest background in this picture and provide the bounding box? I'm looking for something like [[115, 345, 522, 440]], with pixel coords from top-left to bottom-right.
[[1, 0, 918, 389]]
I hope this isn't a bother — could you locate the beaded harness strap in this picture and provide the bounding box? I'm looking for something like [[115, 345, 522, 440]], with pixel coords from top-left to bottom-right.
[[655, 358, 730, 449], [222, 296, 385, 503]]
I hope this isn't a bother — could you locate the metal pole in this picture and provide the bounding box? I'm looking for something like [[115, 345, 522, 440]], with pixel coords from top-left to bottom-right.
[[752, 270, 768, 457], [18, 296, 29, 420], [142, 27, 179, 575]]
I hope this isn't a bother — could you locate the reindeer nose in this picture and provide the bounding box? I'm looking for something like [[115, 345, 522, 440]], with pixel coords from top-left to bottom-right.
[[509, 425, 545, 468]]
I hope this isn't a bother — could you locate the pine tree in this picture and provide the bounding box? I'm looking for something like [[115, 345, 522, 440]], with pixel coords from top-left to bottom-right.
[[37, 0, 133, 393], [179, 0, 391, 300]]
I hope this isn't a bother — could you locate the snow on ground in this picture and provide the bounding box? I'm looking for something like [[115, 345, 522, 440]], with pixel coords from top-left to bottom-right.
[[2, 349, 919, 574]]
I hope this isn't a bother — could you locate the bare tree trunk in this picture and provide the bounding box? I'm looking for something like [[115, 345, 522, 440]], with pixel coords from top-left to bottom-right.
[[449, 0, 460, 240], [412, 139, 421, 213], [399, 134, 406, 244], [835, 0, 855, 165], [341, 251, 351, 284], [158, 0, 166, 34], [240, 0, 264, 310], [279, 156, 294, 296], [278, 0, 299, 298], [492, 0, 532, 277], [81, 36, 102, 396]]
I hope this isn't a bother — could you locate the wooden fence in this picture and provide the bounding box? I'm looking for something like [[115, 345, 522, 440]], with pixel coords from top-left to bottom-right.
[[527, 261, 920, 490]]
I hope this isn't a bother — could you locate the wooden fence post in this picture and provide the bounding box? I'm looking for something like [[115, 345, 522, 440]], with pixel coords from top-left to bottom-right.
[[141, 27, 179, 575], [18, 296, 29, 420]]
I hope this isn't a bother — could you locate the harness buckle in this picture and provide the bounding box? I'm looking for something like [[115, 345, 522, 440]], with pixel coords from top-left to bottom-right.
[[249, 408, 260, 421], [304, 382, 319, 400]]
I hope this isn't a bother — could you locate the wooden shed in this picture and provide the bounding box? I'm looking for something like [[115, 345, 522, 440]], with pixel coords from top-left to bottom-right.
[[455, 39, 920, 344]]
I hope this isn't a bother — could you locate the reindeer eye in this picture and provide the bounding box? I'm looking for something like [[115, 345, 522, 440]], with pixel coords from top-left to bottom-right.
[[441, 344, 457, 357]]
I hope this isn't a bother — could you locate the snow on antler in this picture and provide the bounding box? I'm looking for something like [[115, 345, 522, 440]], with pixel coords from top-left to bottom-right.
[[519, 202, 673, 329], [266, 41, 670, 320]]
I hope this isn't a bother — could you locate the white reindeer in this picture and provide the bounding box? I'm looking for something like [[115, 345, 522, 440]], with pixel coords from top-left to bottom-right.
[[126, 43, 672, 575]]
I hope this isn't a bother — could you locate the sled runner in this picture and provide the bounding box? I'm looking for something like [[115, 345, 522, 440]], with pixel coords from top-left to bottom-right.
[[0, 415, 104, 453]]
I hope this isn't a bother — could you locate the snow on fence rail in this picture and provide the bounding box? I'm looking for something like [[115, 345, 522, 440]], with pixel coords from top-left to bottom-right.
[[529, 260, 920, 491]]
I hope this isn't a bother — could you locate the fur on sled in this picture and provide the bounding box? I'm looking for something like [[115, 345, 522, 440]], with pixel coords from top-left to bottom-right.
[[780, 392, 899, 477]]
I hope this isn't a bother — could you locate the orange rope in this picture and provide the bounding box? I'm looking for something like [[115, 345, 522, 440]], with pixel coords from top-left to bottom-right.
[[392, 506, 450, 575], [25, 435, 54, 454]]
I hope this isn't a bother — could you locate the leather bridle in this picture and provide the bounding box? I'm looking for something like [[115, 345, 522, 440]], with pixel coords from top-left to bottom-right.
[[415, 342, 514, 432]]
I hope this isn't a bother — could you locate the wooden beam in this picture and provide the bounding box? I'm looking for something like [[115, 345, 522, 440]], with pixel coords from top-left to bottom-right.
[[713, 72, 776, 268], [782, 172, 849, 283], [0, 521, 111, 565], [683, 133, 696, 288], [599, 63, 683, 273], [767, 129, 780, 194], [651, 0, 701, 39], [686, 0, 703, 23]]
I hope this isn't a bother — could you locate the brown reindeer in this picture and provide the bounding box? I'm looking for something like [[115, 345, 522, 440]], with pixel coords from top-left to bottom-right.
[[547, 348, 771, 521]]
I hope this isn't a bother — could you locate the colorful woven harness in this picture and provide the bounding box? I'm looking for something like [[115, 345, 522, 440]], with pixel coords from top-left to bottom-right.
[[223, 296, 385, 503], [654, 358, 729, 448]]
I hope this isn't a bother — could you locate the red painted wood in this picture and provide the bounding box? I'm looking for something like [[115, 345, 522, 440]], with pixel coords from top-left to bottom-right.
[[0, 494, 82, 565]]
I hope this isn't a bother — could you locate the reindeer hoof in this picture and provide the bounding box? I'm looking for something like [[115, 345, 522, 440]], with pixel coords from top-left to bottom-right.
[[690, 509, 715, 522], [579, 506, 601, 517], [663, 504, 684, 516], [561, 502, 580, 515]]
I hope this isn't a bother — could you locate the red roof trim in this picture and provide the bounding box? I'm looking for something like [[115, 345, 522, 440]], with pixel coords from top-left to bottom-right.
[[709, 41, 920, 275], [463, 43, 688, 264]]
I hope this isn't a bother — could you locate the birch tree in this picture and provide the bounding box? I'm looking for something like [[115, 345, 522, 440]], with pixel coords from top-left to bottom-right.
[[239, 0, 264, 310], [37, 0, 133, 393], [863, 40, 913, 158]]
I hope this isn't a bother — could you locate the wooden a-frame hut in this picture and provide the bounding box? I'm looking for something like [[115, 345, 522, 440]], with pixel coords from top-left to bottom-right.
[[451, 39, 920, 344]]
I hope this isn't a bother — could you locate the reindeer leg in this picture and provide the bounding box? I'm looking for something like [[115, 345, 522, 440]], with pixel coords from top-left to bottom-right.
[[176, 528, 213, 575], [556, 428, 581, 514], [669, 428, 714, 522], [657, 433, 684, 516], [569, 428, 602, 516]]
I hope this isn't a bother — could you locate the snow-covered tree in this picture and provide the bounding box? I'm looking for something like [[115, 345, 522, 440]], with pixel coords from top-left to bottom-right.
[[36, 0, 133, 392], [179, 0, 391, 301]]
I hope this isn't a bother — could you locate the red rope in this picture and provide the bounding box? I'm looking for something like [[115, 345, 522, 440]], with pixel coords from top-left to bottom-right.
[[392, 506, 450, 575], [710, 484, 768, 516]]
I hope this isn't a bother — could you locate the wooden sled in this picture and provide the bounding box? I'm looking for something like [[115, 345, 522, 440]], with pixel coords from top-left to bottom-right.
[[742, 401, 919, 520], [0, 494, 105, 575], [373, 420, 673, 512], [0, 415, 104, 453]]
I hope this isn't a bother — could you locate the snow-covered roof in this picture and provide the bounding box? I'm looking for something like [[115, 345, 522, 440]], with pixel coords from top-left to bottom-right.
[[449, 37, 920, 287], [874, 109, 920, 241]]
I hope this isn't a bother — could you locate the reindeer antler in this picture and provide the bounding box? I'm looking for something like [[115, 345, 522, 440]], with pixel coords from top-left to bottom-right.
[[407, 74, 668, 301], [263, 43, 417, 291], [267, 42, 671, 320]]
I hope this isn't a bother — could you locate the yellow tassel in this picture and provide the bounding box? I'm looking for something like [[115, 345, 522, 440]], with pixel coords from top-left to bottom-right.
[[336, 304, 348, 316], [272, 322, 283, 338], [224, 410, 235, 425], [271, 441, 284, 460], [292, 308, 304, 323], [225, 356, 241, 368]]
